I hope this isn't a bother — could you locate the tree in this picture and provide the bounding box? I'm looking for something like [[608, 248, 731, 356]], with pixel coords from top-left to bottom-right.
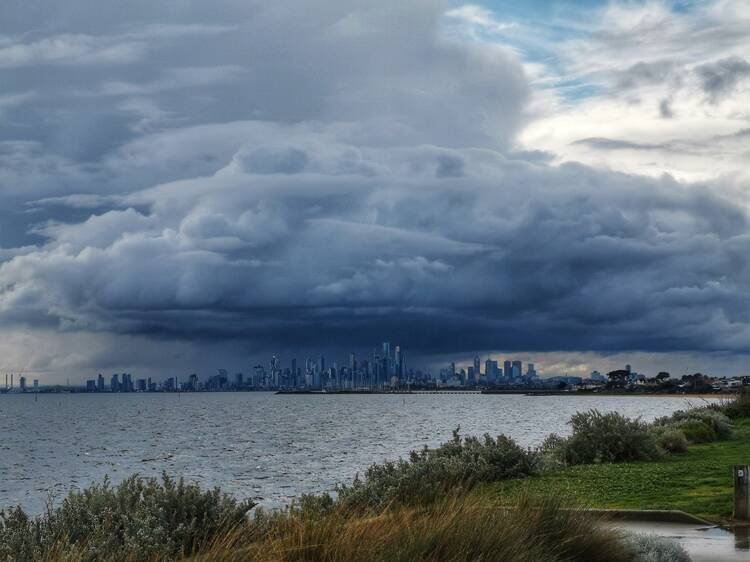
[[656, 372, 670, 382], [606, 369, 630, 388]]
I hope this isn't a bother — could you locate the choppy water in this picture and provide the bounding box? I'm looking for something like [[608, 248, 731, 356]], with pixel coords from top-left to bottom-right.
[[0, 392, 715, 514]]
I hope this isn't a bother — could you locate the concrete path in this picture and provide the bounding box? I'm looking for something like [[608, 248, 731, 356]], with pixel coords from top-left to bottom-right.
[[613, 521, 749, 562]]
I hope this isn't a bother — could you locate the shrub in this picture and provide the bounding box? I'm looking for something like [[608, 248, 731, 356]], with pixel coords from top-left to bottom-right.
[[649, 426, 689, 454], [335, 429, 538, 511], [549, 410, 661, 466], [675, 419, 716, 443], [720, 390, 750, 419], [0, 474, 254, 562], [658, 408, 732, 440], [626, 533, 691, 562]]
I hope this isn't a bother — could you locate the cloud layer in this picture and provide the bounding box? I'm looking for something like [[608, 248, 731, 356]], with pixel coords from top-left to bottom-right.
[[1, 1, 749, 379]]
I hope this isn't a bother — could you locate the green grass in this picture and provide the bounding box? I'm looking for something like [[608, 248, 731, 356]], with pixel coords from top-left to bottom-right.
[[480, 418, 750, 523]]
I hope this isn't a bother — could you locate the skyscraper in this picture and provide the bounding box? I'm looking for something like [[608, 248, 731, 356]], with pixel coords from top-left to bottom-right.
[[526, 363, 537, 380], [473, 354, 481, 377], [503, 360, 512, 380], [97, 373, 104, 392], [512, 360, 522, 380], [485, 359, 498, 383]]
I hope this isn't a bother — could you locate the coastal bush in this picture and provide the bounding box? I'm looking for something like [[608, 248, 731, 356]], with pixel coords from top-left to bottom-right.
[[626, 534, 691, 562], [0, 474, 254, 562], [649, 426, 689, 454], [549, 410, 661, 466], [197, 495, 642, 562], [659, 408, 732, 440], [721, 390, 750, 419], [334, 429, 538, 511], [675, 419, 716, 443]]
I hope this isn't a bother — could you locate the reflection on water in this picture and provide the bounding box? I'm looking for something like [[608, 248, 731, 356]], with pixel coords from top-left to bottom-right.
[[0, 392, 715, 514], [734, 526, 750, 551], [615, 521, 748, 561]]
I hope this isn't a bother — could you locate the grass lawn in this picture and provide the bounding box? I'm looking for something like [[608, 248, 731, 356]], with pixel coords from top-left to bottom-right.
[[479, 418, 750, 523]]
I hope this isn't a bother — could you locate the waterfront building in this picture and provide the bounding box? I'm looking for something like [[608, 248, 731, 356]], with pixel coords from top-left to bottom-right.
[[503, 360, 512, 380], [188, 373, 199, 391], [97, 373, 104, 392], [512, 360, 522, 380], [526, 363, 537, 380], [485, 359, 499, 383]]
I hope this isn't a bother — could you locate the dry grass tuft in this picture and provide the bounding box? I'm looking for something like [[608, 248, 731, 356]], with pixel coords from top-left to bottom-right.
[[190, 494, 637, 562]]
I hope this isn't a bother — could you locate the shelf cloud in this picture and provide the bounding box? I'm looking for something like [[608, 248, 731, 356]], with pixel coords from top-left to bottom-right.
[[1, 0, 749, 379]]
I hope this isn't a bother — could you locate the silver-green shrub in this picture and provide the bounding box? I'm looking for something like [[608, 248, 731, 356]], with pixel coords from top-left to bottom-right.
[[627, 533, 692, 562], [654, 407, 732, 444], [649, 426, 689, 454], [0, 473, 254, 562], [335, 428, 538, 511], [547, 410, 661, 465]]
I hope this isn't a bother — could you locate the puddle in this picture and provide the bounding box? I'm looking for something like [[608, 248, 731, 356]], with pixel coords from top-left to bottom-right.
[[613, 521, 749, 562]]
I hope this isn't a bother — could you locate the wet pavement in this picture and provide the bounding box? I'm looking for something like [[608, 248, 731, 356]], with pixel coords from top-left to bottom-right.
[[613, 521, 750, 562]]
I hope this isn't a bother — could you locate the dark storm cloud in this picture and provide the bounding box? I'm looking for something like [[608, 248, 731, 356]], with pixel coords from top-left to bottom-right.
[[1, 0, 750, 375], [694, 56, 750, 102]]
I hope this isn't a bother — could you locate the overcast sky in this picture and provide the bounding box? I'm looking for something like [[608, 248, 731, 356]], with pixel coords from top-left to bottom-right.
[[1, 0, 749, 382]]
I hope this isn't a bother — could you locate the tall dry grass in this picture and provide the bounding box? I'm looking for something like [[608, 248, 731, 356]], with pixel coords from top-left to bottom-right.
[[190, 494, 637, 562]]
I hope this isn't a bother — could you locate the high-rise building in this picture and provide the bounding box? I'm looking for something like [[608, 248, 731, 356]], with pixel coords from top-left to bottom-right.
[[97, 373, 104, 392], [19, 376, 26, 392], [526, 363, 537, 380], [111, 373, 120, 392], [485, 359, 498, 383], [473, 355, 481, 377], [512, 360, 522, 380], [503, 360, 512, 380]]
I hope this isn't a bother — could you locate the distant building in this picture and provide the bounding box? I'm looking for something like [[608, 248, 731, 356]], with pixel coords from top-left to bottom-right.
[[86, 379, 96, 392], [503, 360, 512, 380], [19, 376, 27, 392], [97, 373, 104, 392], [111, 374, 120, 392], [526, 363, 537, 380], [188, 373, 199, 391], [512, 360, 522, 380], [485, 359, 499, 383]]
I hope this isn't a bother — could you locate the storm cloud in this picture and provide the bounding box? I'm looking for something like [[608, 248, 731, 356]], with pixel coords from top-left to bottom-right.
[[1, 0, 750, 379]]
